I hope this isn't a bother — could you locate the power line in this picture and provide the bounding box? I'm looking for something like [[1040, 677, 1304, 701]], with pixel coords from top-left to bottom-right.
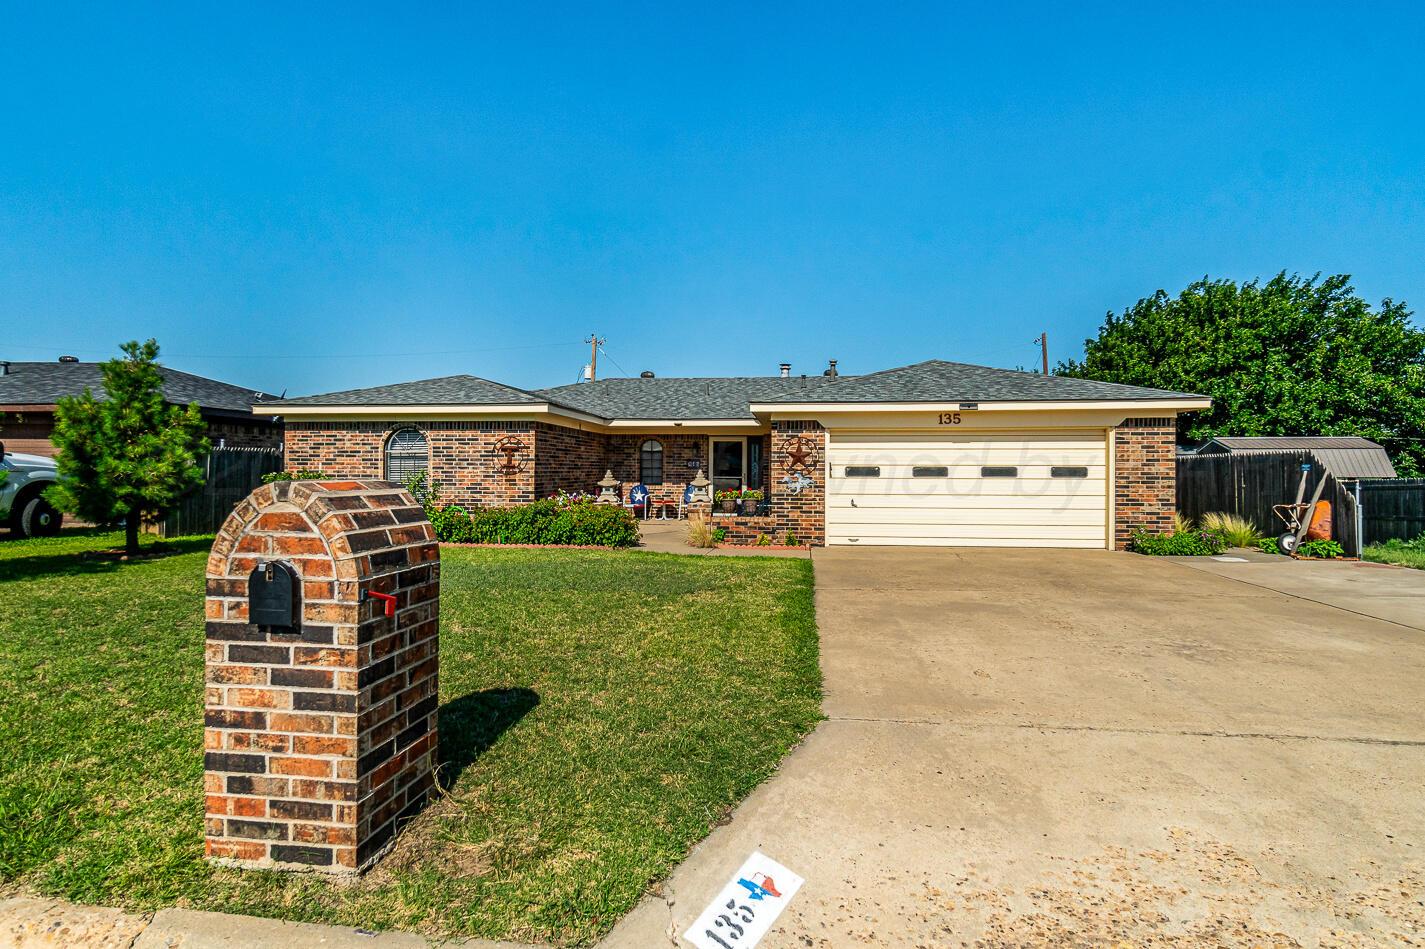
[[597, 346, 630, 378]]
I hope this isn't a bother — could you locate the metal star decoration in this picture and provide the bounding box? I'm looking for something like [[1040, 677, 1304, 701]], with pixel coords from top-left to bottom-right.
[[780, 435, 817, 471]]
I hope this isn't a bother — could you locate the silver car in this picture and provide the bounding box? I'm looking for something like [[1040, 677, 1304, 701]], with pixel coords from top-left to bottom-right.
[[0, 441, 63, 537]]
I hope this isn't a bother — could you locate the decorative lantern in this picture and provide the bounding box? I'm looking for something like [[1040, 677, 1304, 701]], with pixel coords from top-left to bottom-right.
[[596, 469, 620, 504], [689, 467, 712, 503]]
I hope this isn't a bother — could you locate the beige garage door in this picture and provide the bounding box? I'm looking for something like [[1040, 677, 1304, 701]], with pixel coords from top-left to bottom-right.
[[826, 430, 1108, 548]]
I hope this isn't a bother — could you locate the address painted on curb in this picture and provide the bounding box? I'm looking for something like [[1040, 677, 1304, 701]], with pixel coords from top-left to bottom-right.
[[683, 851, 804, 949]]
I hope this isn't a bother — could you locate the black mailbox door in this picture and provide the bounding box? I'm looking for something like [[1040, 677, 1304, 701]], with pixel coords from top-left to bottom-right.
[[248, 560, 300, 630]]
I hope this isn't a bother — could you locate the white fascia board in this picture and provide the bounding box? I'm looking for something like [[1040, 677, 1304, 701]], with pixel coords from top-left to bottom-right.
[[254, 403, 769, 433], [749, 398, 1211, 414], [603, 418, 765, 429], [258, 402, 609, 426]]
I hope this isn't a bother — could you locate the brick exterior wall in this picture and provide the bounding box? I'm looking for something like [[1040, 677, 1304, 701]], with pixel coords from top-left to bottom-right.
[[281, 419, 829, 543], [204, 479, 439, 873], [284, 421, 534, 507], [532, 423, 607, 499], [768, 421, 826, 546], [714, 515, 780, 546], [1114, 417, 1177, 549], [0, 412, 57, 456]]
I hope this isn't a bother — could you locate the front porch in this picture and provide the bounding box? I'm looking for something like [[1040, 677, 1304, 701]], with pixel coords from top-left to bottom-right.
[[591, 432, 772, 511], [536, 422, 824, 546]]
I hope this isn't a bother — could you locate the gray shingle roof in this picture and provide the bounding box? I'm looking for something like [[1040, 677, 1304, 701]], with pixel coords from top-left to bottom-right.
[[266, 360, 1205, 421], [534, 375, 842, 420], [751, 360, 1204, 404], [0, 361, 279, 415], [270, 375, 546, 407]]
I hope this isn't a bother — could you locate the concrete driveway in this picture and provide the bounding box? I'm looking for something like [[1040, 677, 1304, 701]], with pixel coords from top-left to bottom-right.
[[606, 548, 1425, 947]]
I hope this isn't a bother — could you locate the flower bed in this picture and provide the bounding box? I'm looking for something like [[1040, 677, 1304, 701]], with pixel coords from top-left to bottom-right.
[[429, 499, 640, 548], [1129, 526, 1229, 556], [403, 474, 641, 548]]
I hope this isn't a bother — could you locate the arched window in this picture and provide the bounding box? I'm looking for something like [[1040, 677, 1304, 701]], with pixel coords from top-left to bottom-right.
[[384, 428, 429, 484], [639, 439, 664, 485]]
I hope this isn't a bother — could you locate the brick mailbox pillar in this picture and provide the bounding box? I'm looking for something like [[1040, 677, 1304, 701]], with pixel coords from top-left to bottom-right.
[[203, 479, 439, 873]]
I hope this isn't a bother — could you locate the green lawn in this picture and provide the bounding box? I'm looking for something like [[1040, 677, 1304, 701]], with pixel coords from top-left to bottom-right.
[[1363, 540, 1425, 569], [0, 530, 821, 946]]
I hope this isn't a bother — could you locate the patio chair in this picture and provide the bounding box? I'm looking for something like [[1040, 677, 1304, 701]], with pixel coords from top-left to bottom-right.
[[624, 483, 650, 520], [676, 483, 698, 519]]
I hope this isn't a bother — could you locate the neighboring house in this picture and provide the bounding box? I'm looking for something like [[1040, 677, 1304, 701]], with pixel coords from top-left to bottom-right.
[[1196, 436, 1398, 480], [0, 357, 284, 457], [264, 359, 1209, 549]]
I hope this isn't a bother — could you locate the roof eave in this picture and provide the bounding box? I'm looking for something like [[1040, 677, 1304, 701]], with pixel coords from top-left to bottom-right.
[[603, 418, 764, 429], [748, 397, 1212, 413], [258, 401, 609, 425]]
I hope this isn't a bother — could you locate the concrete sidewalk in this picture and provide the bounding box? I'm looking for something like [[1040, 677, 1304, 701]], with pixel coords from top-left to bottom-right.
[[637, 520, 811, 557], [0, 896, 533, 949], [1173, 550, 1425, 631]]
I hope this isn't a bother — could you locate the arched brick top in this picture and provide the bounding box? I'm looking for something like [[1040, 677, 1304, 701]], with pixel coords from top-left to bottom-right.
[[208, 480, 435, 595], [204, 479, 439, 874]]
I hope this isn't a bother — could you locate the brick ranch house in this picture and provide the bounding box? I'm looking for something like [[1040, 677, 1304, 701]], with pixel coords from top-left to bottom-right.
[[0, 357, 283, 456], [262, 360, 1209, 549]]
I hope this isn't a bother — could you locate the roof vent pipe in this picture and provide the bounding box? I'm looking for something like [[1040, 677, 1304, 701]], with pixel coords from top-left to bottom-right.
[[59, 355, 79, 363], [779, 363, 791, 378], [0, 361, 8, 376], [823, 359, 838, 377], [640, 370, 655, 379]]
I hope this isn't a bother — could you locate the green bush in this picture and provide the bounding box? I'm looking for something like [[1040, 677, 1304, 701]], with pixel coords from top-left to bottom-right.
[[1258, 537, 1283, 555], [262, 469, 328, 484], [1129, 527, 1229, 556], [429, 505, 476, 543], [428, 499, 639, 548], [1297, 538, 1345, 559], [1373, 533, 1425, 552], [712, 527, 727, 544]]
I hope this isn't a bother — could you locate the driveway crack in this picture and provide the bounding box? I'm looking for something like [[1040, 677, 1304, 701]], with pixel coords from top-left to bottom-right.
[[825, 716, 1425, 747]]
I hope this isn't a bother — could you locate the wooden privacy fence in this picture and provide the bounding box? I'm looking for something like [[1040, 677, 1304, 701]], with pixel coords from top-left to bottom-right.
[[157, 446, 283, 537], [1176, 450, 1360, 556], [1359, 479, 1425, 545]]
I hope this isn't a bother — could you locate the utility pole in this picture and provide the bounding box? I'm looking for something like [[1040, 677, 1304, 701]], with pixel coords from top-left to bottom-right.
[[1037, 332, 1049, 375], [585, 333, 605, 381]]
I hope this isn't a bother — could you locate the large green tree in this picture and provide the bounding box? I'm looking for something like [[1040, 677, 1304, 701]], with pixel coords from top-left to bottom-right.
[[1060, 272, 1425, 475], [46, 340, 209, 554]]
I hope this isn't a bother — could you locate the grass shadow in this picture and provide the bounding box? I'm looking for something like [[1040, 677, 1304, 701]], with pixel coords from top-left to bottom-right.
[[436, 687, 539, 789], [0, 535, 214, 582]]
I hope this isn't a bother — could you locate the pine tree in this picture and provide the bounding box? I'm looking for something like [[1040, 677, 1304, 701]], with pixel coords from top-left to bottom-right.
[[47, 340, 209, 555]]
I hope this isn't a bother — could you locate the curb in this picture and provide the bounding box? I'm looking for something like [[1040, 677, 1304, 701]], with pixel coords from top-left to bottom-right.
[[0, 897, 537, 949]]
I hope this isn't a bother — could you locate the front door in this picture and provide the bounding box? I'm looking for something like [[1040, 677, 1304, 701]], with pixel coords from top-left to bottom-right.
[[711, 438, 745, 496]]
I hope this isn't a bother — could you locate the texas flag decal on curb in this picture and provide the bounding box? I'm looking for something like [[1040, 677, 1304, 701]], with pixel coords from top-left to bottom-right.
[[684, 851, 805, 949]]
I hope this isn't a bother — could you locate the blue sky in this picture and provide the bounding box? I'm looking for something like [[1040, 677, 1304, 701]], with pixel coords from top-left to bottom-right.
[[2, 3, 1423, 397]]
